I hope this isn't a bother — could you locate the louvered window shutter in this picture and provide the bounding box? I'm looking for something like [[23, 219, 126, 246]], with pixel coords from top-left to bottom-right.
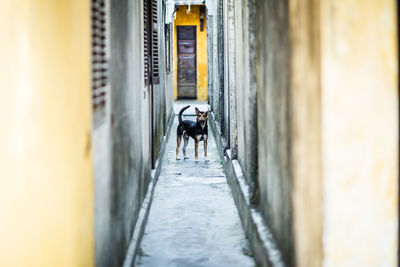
[[144, 0, 151, 85], [91, 0, 107, 110], [151, 0, 160, 84]]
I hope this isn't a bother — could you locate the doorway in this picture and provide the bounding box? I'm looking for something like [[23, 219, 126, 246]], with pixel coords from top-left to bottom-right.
[[177, 26, 197, 99]]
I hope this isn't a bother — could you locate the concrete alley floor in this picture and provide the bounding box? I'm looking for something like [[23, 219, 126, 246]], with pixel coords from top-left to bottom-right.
[[136, 114, 254, 267]]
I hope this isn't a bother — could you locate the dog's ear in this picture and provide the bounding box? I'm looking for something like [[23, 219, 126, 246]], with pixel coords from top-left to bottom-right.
[[205, 110, 209, 116], [195, 107, 200, 115]]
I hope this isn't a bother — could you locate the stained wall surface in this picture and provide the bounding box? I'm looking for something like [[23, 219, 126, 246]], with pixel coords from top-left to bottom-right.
[[288, 0, 323, 266], [234, 0, 258, 195], [255, 1, 294, 265], [95, 1, 173, 266], [321, 1, 398, 266]]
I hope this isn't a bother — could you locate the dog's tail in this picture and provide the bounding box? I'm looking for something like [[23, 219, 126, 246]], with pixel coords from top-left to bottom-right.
[[178, 105, 190, 124]]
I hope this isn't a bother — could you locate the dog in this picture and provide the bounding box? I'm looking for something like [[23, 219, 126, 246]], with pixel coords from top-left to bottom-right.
[[176, 105, 209, 161]]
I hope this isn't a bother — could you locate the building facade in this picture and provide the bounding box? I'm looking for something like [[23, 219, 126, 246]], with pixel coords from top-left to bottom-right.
[[173, 4, 208, 101]]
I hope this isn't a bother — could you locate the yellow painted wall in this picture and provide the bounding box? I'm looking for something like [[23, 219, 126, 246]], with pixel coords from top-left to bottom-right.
[[0, 1, 94, 266], [321, 0, 398, 266], [288, 1, 398, 266], [174, 5, 208, 100]]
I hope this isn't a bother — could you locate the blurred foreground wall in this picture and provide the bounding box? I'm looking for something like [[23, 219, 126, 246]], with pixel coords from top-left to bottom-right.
[[320, 1, 398, 266], [0, 1, 94, 266]]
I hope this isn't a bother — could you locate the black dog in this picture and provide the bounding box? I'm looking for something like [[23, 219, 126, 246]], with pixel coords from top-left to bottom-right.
[[176, 105, 209, 161]]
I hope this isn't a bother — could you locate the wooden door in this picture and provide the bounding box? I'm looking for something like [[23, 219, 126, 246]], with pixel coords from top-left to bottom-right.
[[177, 26, 197, 99]]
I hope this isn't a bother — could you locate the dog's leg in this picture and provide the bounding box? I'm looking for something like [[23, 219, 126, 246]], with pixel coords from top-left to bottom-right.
[[183, 135, 189, 159], [176, 137, 182, 160], [195, 141, 199, 161], [203, 139, 209, 162]]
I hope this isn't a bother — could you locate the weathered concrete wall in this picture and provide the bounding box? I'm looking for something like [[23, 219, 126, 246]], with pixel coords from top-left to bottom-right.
[[93, 101, 113, 266], [222, 0, 230, 141], [209, 0, 289, 262], [321, 1, 398, 266], [208, 0, 258, 189], [234, 0, 258, 193], [94, 1, 173, 266], [165, 71, 174, 118], [107, 1, 151, 266], [210, 0, 222, 130], [255, 0, 294, 265], [226, 0, 237, 158], [254, 2, 324, 265], [209, 1, 298, 265], [92, 1, 113, 264], [165, 23, 174, 118]]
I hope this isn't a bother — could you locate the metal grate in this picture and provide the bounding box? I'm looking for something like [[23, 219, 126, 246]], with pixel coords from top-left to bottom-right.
[[91, 0, 107, 110]]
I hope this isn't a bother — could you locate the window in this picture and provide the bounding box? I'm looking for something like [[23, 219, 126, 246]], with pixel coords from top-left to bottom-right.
[[144, 0, 160, 85], [144, 0, 151, 85], [151, 0, 160, 84]]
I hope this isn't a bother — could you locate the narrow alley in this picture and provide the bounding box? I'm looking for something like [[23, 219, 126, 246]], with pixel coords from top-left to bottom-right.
[[135, 110, 254, 266], [0, 1, 398, 267]]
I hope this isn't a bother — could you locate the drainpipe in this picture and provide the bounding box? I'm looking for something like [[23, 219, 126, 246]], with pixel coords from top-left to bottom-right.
[[165, 0, 176, 24], [187, 0, 191, 13], [205, 0, 213, 16]]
